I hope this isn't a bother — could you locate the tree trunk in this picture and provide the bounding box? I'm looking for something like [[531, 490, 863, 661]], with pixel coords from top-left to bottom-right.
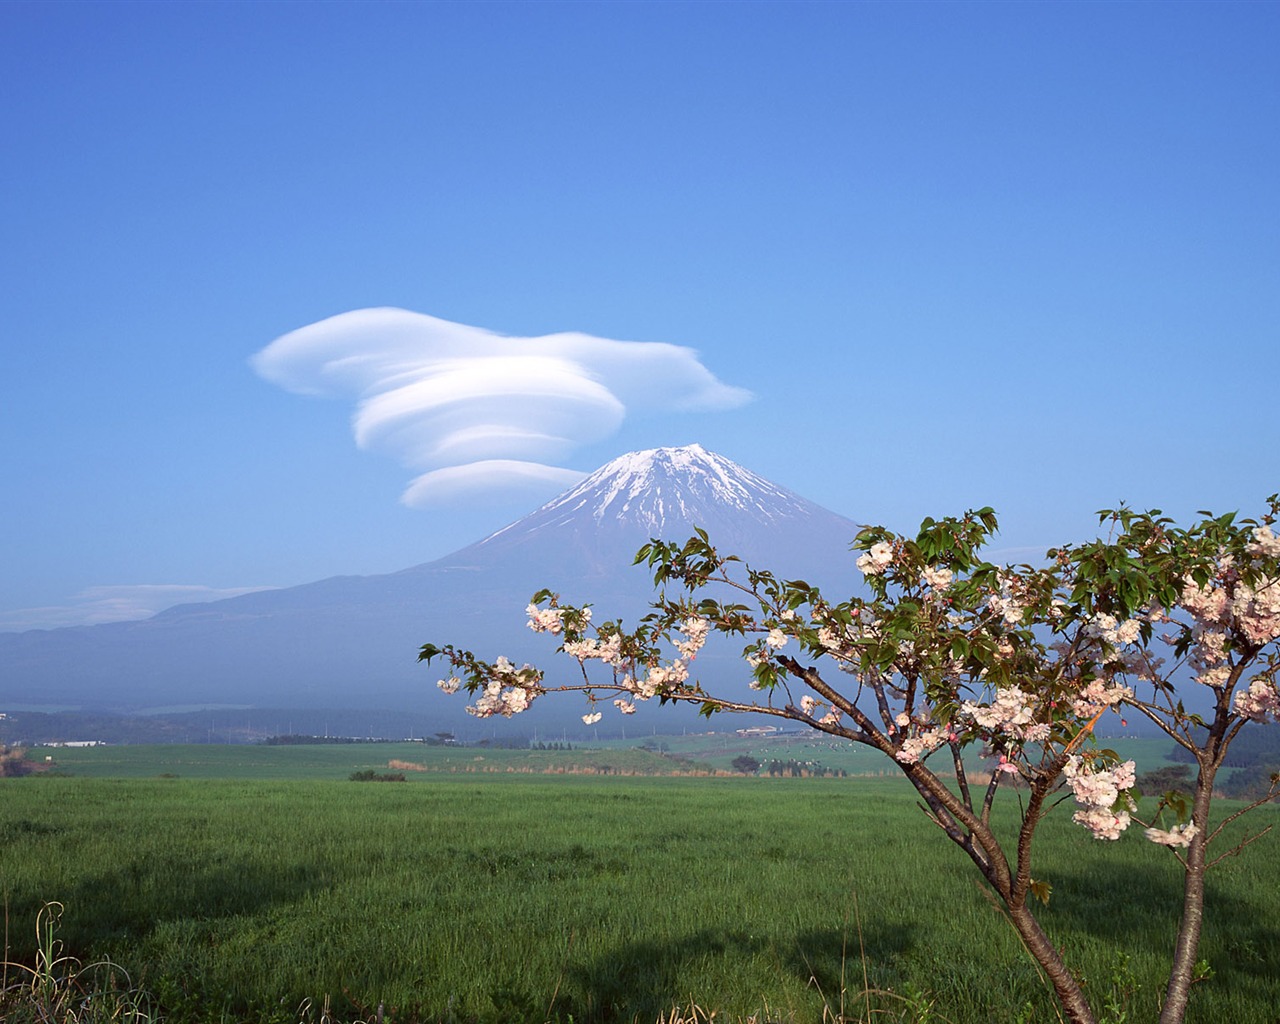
[[902, 764, 1097, 1023], [1158, 762, 1215, 1024], [1006, 903, 1097, 1024]]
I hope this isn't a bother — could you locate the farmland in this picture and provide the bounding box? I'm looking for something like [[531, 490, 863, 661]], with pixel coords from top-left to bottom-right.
[[1, 741, 1276, 1023]]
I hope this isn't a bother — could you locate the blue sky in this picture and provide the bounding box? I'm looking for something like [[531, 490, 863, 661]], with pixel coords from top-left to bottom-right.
[[3, 1, 1277, 631]]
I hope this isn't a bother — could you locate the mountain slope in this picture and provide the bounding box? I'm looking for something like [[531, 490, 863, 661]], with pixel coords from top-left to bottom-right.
[[0, 446, 862, 721]]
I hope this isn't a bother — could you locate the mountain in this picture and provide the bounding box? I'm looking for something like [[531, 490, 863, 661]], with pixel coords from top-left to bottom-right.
[[437, 444, 856, 580], [0, 446, 862, 729]]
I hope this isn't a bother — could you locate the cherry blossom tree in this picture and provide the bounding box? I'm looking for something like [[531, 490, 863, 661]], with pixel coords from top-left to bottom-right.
[[421, 498, 1280, 1024]]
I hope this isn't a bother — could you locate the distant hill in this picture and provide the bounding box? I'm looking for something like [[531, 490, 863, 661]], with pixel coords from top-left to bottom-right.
[[0, 446, 864, 731]]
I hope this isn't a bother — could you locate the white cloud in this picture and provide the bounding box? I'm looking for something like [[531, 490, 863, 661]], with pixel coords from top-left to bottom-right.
[[402, 461, 588, 507], [0, 584, 277, 633], [251, 308, 752, 507]]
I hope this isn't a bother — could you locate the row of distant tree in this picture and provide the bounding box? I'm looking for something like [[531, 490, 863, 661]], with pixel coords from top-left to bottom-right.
[[726, 754, 847, 777], [1148, 726, 1280, 801]]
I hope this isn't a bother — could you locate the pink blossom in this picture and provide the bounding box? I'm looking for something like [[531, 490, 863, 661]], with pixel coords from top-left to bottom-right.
[[1247, 524, 1280, 559], [921, 566, 954, 591], [562, 638, 600, 660], [1073, 808, 1131, 841], [526, 604, 565, 634], [503, 687, 532, 714], [1234, 678, 1280, 722], [635, 660, 689, 698], [895, 728, 945, 765], [675, 616, 711, 659], [1232, 577, 1280, 645], [1071, 679, 1132, 717], [1063, 756, 1136, 837], [1181, 582, 1229, 626], [960, 686, 1041, 739]]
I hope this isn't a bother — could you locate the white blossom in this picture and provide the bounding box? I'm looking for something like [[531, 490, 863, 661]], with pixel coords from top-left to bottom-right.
[[1145, 823, 1198, 848], [856, 541, 895, 576]]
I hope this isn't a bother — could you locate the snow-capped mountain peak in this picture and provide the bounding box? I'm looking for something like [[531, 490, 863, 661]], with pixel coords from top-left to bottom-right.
[[457, 445, 856, 583], [480, 444, 820, 544], [535, 443, 814, 533]]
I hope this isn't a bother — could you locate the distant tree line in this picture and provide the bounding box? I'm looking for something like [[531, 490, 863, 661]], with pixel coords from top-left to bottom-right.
[[1165, 725, 1280, 801], [266, 734, 401, 746], [763, 758, 847, 778], [1166, 723, 1280, 769]]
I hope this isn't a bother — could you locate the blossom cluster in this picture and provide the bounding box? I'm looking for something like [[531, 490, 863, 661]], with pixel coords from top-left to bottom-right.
[[1179, 570, 1280, 687], [856, 541, 895, 577], [814, 607, 878, 663], [563, 633, 623, 665], [894, 725, 948, 765], [1083, 613, 1143, 647], [920, 565, 953, 591], [420, 498, 1280, 907], [630, 659, 690, 698], [1232, 577, 1280, 646], [443, 656, 543, 718], [526, 603, 566, 634], [959, 686, 1049, 744], [1234, 677, 1280, 722], [987, 570, 1031, 626], [1063, 754, 1136, 840], [675, 615, 710, 659], [1070, 678, 1133, 718], [1237, 526, 1280, 644], [1248, 525, 1280, 559]]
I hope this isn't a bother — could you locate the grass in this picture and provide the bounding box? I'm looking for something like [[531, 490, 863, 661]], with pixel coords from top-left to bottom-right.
[[2, 746, 1276, 1023], [1, 901, 161, 1023]]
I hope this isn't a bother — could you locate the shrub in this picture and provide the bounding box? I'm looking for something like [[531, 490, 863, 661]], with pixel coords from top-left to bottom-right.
[[347, 770, 406, 783]]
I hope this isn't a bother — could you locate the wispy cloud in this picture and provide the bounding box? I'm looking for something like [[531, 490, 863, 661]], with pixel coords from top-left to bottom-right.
[[0, 584, 276, 632], [251, 308, 753, 507]]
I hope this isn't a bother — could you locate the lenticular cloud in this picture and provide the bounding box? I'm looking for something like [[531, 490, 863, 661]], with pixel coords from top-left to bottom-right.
[[251, 308, 752, 507]]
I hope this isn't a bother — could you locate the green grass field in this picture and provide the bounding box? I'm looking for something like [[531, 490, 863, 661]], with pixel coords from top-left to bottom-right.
[[28, 741, 705, 780], [2, 744, 1276, 1023], [30, 732, 1180, 782]]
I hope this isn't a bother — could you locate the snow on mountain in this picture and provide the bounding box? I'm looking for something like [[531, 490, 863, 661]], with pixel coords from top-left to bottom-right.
[[487, 444, 816, 537]]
